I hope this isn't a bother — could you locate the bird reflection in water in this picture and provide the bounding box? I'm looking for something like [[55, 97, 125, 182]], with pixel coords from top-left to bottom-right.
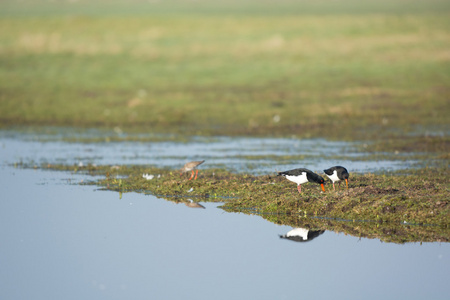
[[184, 199, 205, 209], [279, 228, 325, 242]]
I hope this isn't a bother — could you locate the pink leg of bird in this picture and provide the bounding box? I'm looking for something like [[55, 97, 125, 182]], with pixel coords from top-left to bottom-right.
[[194, 169, 199, 180], [188, 170, 194, 180], [297, 184, 302, 194], [333, 182, 336, 191]]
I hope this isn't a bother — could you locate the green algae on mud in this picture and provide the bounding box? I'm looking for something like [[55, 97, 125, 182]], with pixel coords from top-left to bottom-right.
[[40, 163, 450, 227]]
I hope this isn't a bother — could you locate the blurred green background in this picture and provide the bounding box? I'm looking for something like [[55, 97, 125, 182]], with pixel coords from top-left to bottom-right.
[[1, 0, 449, 141]]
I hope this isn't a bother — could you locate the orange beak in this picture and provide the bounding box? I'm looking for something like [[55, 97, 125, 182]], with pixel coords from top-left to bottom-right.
[[345, 179, 348, 189], [321, 183, 325, 192]]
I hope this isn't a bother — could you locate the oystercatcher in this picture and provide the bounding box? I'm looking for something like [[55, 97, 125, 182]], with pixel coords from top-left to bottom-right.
[[277, 168, 326, 194], [323, 166, 349, 190], [180, 160, 205, 180]]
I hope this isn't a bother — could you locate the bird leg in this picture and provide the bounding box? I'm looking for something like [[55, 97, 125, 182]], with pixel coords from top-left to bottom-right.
[[194, 169, 199, 180], [297, 184, 302, 194], [333, 182, 336, 191], [188, 170, 194, 180]]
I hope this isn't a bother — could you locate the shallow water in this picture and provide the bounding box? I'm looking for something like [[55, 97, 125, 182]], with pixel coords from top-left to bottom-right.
[[1, 129, 419, 174], [1, 130, 449, 300]]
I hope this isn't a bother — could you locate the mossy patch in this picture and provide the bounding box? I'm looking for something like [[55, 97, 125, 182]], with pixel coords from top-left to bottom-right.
[[37, 163, 450, 227]]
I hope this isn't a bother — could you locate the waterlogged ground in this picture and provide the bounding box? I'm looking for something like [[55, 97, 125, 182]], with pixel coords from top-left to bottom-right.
[[1, 129, 449, 300], [1, 128, 426, 174]]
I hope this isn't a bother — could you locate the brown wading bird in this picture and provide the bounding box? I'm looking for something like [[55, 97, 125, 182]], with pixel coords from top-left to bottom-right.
[[323, 166, 349, 190], [180, 160, 205, 180], [277, 168, 326, 194]]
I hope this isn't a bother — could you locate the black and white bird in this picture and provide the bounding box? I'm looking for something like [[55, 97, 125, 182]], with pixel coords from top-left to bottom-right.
[[277, 168, 326, 194], [323, 166, 349, 190]]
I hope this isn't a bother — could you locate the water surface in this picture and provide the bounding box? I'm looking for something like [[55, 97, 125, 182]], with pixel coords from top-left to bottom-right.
[[0, 130, 448, 300], [1, 166, 449, 300]]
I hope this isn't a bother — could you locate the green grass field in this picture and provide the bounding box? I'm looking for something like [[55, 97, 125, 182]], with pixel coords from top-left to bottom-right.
[[1, 0, 449, 144]]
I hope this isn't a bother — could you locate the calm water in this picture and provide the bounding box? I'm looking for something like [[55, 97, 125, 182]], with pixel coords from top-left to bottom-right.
[[1, 130, 449, 300]]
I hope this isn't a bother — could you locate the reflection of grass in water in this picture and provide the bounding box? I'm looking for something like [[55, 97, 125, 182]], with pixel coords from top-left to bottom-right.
[[261, 214, 450, 244], [0, 1, 449, 146]]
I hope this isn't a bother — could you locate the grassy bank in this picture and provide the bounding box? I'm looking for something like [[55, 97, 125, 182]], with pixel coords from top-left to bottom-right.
[[30, 162, 449, 243], [36, 162, 449, 226], [1, 0, 449, 145]]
